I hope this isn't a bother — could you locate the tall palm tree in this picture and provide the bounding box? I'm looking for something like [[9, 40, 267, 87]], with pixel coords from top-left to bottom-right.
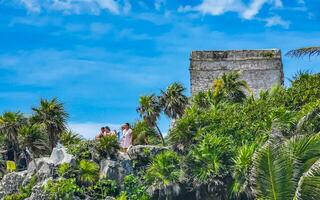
[[161, 82, 188, 120], [137, 95, 164, 145], [32, 98, 68, 150], [18, 124, 49, 157], [286, 47, 320, 58], [251, 132, 320, 200], [212, 72, 251, 103], [0, 112, 26, 162]]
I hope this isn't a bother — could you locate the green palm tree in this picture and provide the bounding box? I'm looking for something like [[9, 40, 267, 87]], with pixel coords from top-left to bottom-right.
[[18, 124, 49, 157], [32, 98, 68, 151], [78, 160, 99, 186], [137, 95, 164, 145], [251, 133, 320, 200], [286, 47, 320, 58], [0, 112, 26, 162], [145, 151, 181, 197], [161, 82, 188, 119], [212, 72, 251, 103]]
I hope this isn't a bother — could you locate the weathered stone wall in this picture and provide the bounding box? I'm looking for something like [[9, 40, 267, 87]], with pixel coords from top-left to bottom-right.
[[190, 49, 284, 96]]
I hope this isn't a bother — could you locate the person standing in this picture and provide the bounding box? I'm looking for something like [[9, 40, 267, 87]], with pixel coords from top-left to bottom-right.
[[96, 127, 106, 140], [121, 123, 132, 152]]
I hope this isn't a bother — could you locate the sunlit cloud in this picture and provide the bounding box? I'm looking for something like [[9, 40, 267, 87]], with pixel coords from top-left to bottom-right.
[[17, 0, 130, 15]]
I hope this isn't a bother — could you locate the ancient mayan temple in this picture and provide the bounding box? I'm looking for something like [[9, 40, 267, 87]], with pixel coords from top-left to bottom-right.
[[189, 49, 284, 96]]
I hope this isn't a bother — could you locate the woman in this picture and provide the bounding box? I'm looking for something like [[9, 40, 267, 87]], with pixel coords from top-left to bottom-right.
[[121, 123, 132, 152]]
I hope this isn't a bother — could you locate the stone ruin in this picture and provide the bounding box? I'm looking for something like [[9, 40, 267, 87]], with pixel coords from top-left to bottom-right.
[[189, 49, 284, 96]]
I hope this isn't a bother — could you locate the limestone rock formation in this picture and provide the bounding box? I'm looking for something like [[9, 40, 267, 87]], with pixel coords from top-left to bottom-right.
[[0, 171, 27, 195], [25, 179, 51, 200], [49, 145, 75, 166], [0, 146, 74, 199], [127, 145, 168, 161], [0, 145, 165, 199], [99, 153, 133, 183]]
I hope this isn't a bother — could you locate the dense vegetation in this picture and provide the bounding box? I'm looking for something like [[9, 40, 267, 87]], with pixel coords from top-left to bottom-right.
[[0, 71, 320, 200]]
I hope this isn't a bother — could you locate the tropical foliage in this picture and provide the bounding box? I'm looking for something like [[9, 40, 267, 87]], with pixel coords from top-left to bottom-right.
[[60, 130, 82, 147], [160, 82, 188, 119], [136, 82, 189, 145], [1, 71, 320, 200], [252, 132, 320, 200], [0, 112, 27, 162], [77, 160, 99, 186], [145, 150, 181, 189], [137, 95, 164, 144], [212, 71, 251, 103], [95, 135, 119, 158], [286, 46, 320, 58], [18, 125, 49, 157], [31, 98, 68, 150], [45, 178, 81, 200], [131, 120, 160, 145], [118, 175, 150, 200]]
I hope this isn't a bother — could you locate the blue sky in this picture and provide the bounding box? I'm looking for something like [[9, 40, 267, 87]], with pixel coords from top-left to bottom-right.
[[0, 0, 319, 138]]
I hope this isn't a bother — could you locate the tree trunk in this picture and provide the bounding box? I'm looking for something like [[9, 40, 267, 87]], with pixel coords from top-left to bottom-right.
[[13, 149, 18, 164], [12, 133, 19, 163], [48, 127, 56, 151], [155, 125, 165, 145]]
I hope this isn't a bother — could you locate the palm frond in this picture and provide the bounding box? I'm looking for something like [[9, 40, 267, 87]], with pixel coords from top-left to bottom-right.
[[295, 106, 320, 134], [294, 158, 320, 200], [251, 140, 294, 199], [286, 47, 320, 58]]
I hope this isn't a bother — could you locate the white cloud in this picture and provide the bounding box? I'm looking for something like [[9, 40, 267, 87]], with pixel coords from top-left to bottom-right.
[[155, 0, 165, 11], [180, 0, 283, 20], [265, 15, 290, 29], [94, 0, 120, 14], [17, 0, 129, 15], [20, 0, 41, 13], [123, 0, 131, 14], [243, 0, 268, 19], [68, 122, 121, 139]]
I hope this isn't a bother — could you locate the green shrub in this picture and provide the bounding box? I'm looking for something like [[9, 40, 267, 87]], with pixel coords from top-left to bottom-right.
[[230, 144, 256, 199], [186, 134, 234, 184], [95, 135, 119, 158], [132, 121, 161, 145], [286, 72, 320, 109], [77, 160, 99, 186], [57, 163, 75, 179], [295, 100, 320, 135], [169, 89, 296, 152], [60, 130, 82, 147], [67, 140, 92, 160], [117, 175, 149, 200], [44, 178, 81, 200], [87, 179, 118, 199], [145, 151, 181, 189]]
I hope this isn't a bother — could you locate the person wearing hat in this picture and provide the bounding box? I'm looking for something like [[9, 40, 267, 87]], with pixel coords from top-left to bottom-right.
[[120, 123, 132, 152]]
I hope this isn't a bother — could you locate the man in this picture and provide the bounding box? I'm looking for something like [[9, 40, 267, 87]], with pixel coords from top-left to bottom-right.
[[120, 123, 133, 152], [96, 127, 106, 140]]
